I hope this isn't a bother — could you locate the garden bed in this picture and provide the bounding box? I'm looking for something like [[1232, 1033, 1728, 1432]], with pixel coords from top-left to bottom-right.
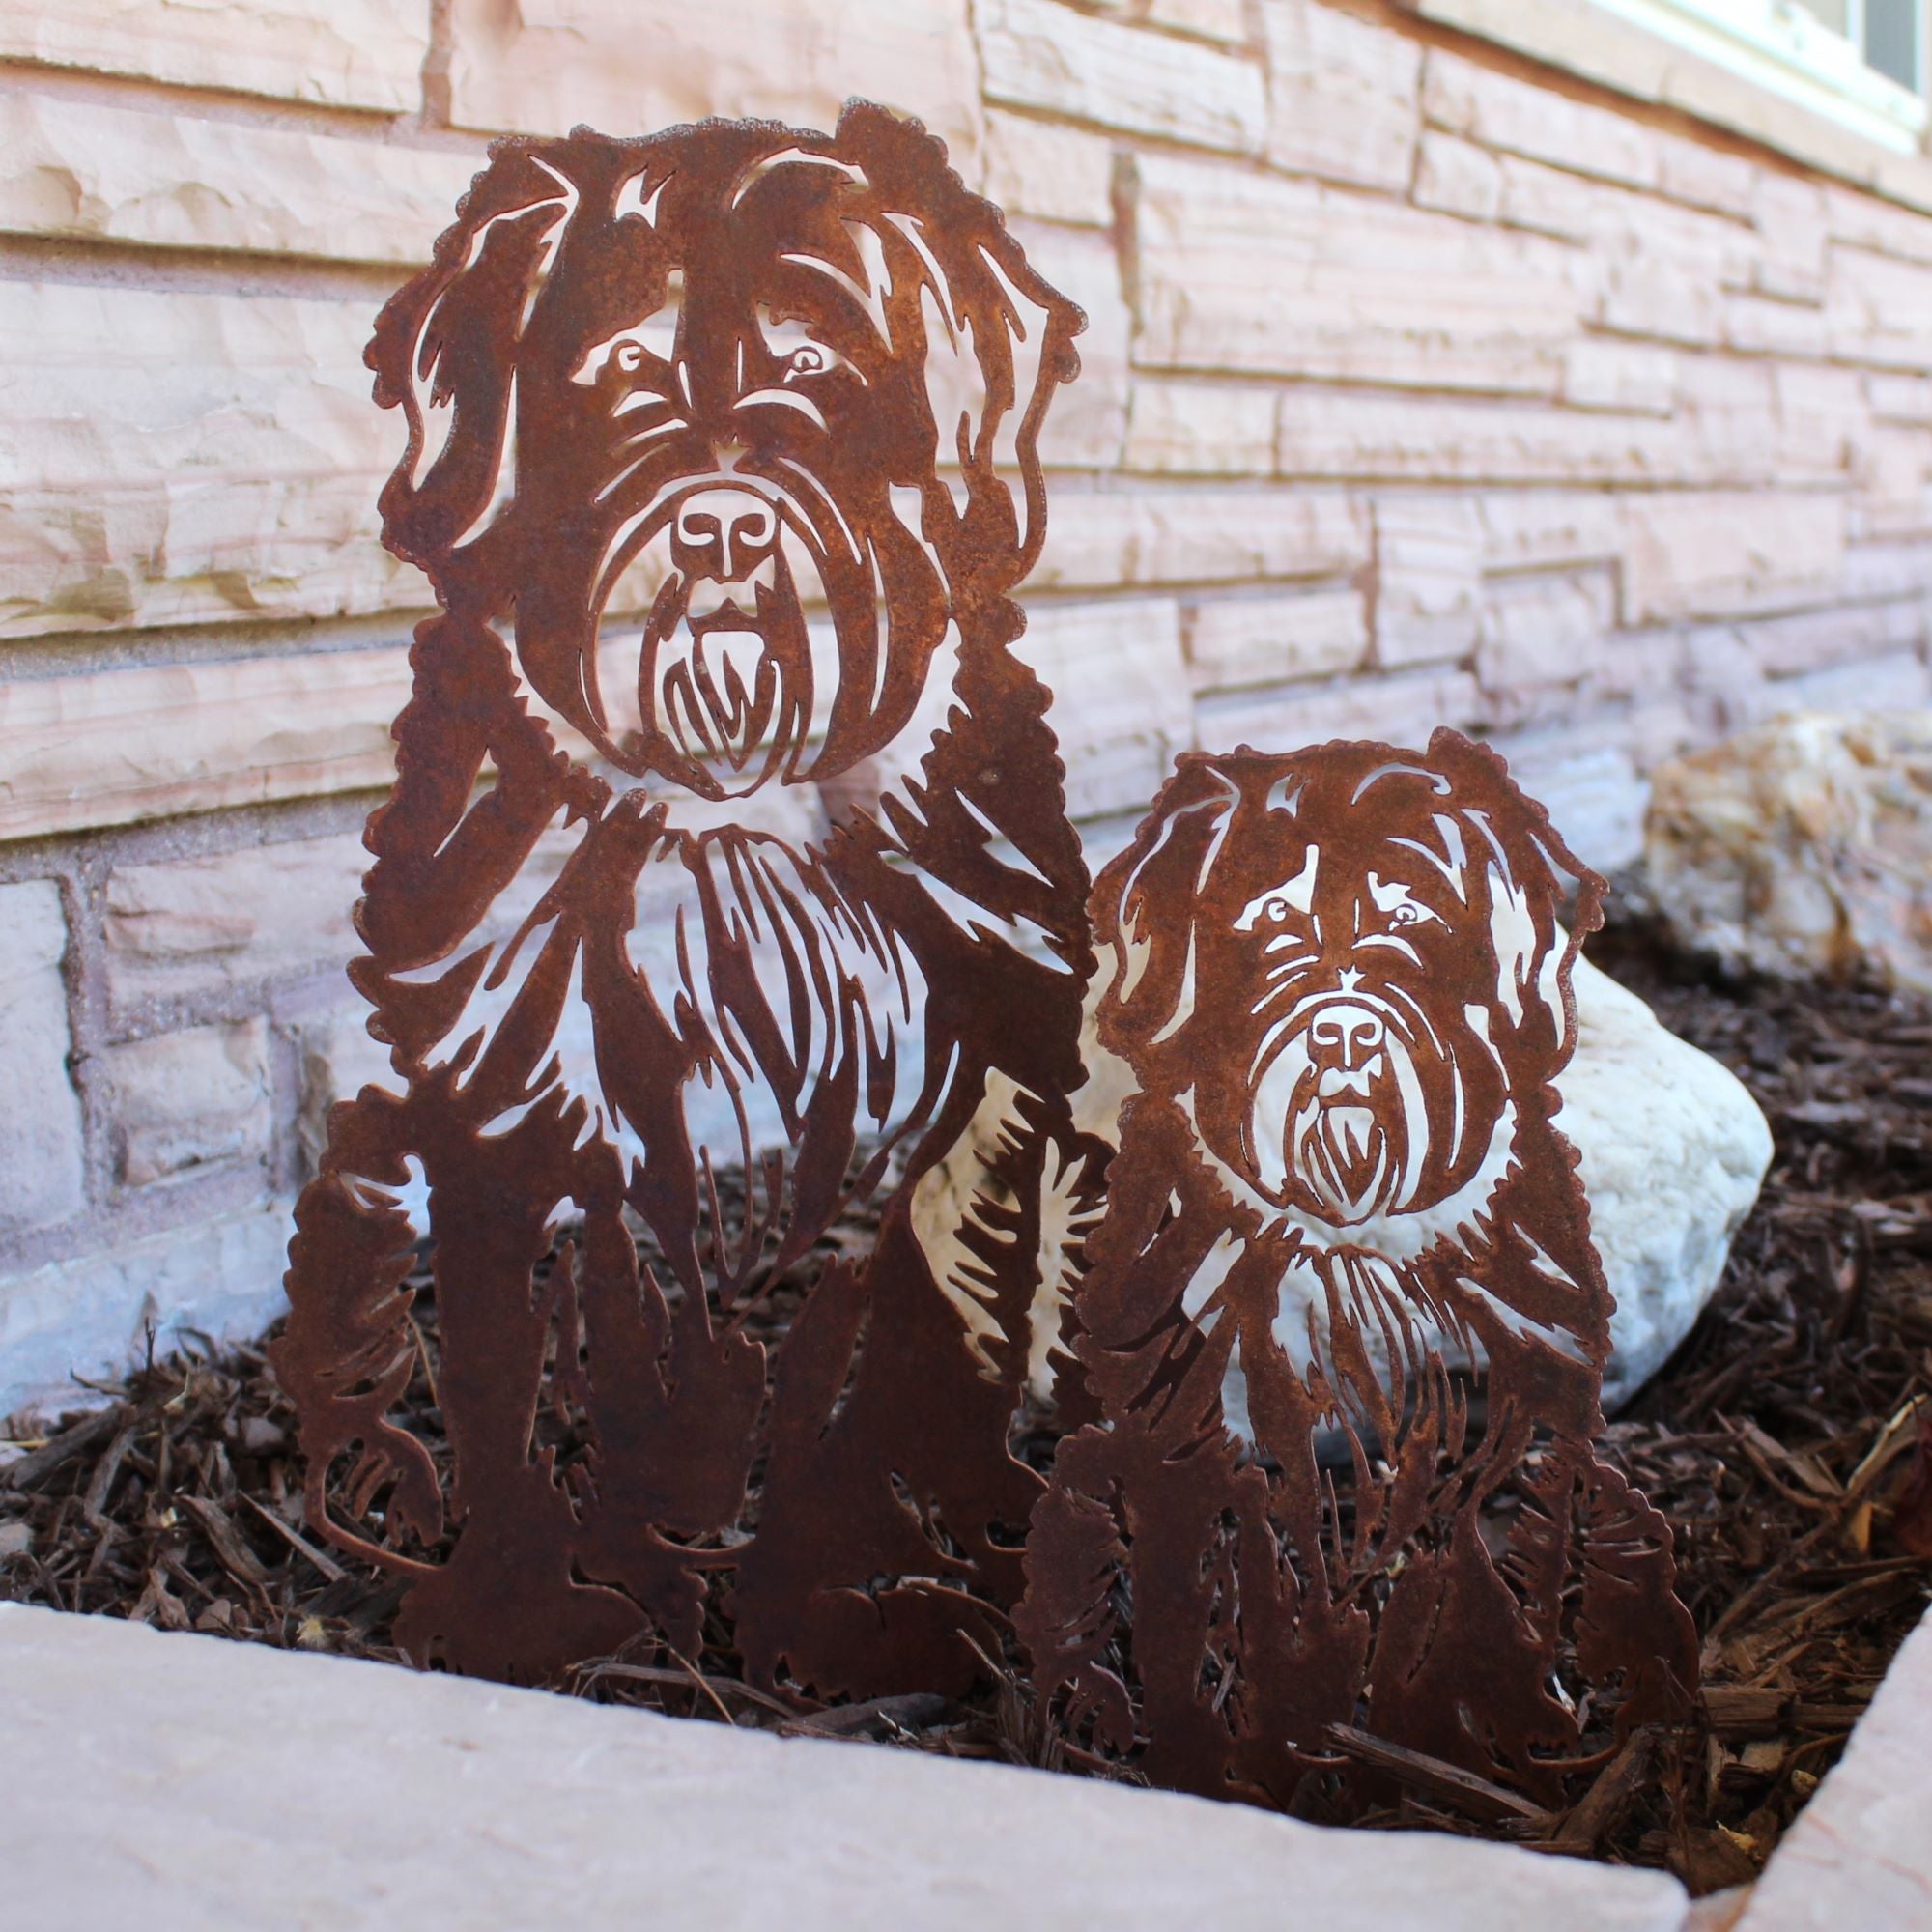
[[5, 916, 1929, 1897]]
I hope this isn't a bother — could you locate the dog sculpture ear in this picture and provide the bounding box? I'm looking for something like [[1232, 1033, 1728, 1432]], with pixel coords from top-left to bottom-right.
[[835, 103, 1083, 587], [1092, 757, 1241, 1061], [366, 144, 585, 580], [1426, 727, 1605, 1079]]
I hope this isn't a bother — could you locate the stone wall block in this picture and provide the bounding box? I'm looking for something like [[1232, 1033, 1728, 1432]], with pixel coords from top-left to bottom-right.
[[0, 882, 85, 1236], [446, 0, 982, 156], [1183, 586, 1368, 693], [1826, 245, 1932, 372], [1371, 496, 1484, 667], [1276, 387, 1678, 485], [107, 1018, 272, 1188], [2, 283, 427, 641], [977, 0, 1265, 152], [1199, 665, 1481, 755], [1620, 492, 1846, 625], [1257, 0, 1422, 192], [1013, 598, 1193, 817], [980, 110, 1117, 228], [0, 94, 480, 266], [1014, 221, 1130, 469], [103, 834, 370, 1017], [1475, 569, 1617, 701], [1420, 46, 1658, 190], [1748, 170, 1830, 304], [1561, 338, 1678, 416], [1133, 153, 1581, 392], [0, 651, 412, 844], [1124, 379, 1277, 474], [1035, 486, 1369, 592], [0, 0, 429, 111]]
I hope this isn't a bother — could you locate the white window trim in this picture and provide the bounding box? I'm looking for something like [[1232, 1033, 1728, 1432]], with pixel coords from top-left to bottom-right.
[[1588, 0, 1926, 150]]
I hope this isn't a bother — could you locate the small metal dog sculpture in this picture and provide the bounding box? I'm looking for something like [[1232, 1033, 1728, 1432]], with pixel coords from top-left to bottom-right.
[[275, 105, 1099, 1695], [1020, 731, 1696, 1812]]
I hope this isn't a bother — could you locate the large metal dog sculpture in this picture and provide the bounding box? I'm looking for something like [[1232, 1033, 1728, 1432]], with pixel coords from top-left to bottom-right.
[[1020, 731, 1695, 1811], [276, 106, 1098, 1695]]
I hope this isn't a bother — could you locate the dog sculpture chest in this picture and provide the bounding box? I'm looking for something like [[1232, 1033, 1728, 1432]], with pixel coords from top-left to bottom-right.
[[1020, 732, 1698, 1813], [275, 107, 1098, 1693]]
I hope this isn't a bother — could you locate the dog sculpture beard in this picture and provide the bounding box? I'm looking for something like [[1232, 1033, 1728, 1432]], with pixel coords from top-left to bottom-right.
[[275, 107, 1100, 1701], [1019, 732, 1695, 1812]]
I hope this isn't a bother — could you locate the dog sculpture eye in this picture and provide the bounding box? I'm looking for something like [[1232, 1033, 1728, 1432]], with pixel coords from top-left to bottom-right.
[[1388, 902, 1436, 930], [784, 342, 838, 380]]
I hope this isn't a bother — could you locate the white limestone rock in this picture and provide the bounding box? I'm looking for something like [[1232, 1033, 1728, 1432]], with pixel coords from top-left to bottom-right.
[[1645, 710, 1932, 997]]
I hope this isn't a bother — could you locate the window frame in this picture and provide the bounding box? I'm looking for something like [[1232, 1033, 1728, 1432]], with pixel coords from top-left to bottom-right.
[[1585, 0, 1926, 150]]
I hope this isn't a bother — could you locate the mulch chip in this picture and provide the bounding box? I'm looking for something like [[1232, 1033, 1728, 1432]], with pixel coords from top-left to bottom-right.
[[4, 915, 1928, 1895]]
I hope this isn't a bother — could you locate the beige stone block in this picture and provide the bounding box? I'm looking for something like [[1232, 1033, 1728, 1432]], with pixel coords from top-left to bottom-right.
[[1421, 46, 1657, 190], [1825, 181, 1932, 266], [1654, 137, 1756, 220], [1486, 724, 1647, 870], [1124, 378, 1276, 474], [1736, 1606, 1932, 1932], [1721, 292, 1831, 359], [1199, 664, 1481, 753], [1035, 484, 1368, 590], [1561, 339, 1677, 415], [0, 881, 85, 1235], [0, 649, 411, 844], [1774, 362, 1864, 477], [1013, 221, 1129, 470], [103, 834, 370, 1014], [0, 1198, 295, 1421], [1145, 0, 1249, 40], [1723, 598, 1927, 680], [1826, 245, 1932, 372], [1132, 153, 1580, 391], [1184, 586, 1367, 692], [1277, 386, 1682, 485], [1676, 355, 1781, 484], [1474, 491, 1625, 573], [1372, 495, 1482, 668], [1773, 647, 1932, 714], [977, 0, 1266, 152], [980, 110, 1116, 228], [1867, 372, 1932, 425], [1840, 535, 1932, 601], [1597, 243, 1723, 347], [1749, 171, 1829, 304], [0, 0, 428, 110], [1411, 132, 1503, 222], [108, 1019, 271, 1188], [1476, 569, 1617, 697], [446, 0, 980, 156], [1257, 0, 1421, 192], [1012, 597, 1192, 816], [0, 93, 479, 266], [1852, 430, 1932, 538], [1620, 492, 1845, 625], [1, 282, 426, 641]]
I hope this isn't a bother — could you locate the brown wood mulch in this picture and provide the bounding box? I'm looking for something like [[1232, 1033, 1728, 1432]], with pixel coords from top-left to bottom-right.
[[3, 916, 1929, 1897]]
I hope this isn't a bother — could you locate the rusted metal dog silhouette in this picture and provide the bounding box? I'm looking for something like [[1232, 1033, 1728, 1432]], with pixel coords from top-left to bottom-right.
[[1019, 731, 1696, 1813], [275, 105, 1099, 1694]]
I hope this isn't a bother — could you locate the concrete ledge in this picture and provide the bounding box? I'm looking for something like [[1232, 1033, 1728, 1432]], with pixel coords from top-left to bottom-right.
[[0, 1603, 1690, 1931]]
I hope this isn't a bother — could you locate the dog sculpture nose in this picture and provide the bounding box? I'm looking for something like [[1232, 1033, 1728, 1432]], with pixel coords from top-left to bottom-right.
[[1309, 1003, 1385, 1069], [674, 488, 779, 580]]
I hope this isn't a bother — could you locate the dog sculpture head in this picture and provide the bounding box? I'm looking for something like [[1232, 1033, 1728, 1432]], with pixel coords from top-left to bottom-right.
[[367, 103, 1082, 802], [1094, 730, 1604, 1232]]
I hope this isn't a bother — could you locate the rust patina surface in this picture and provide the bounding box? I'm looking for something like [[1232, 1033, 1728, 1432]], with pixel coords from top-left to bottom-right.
[[276, 105, 1101, 1694], [1018, 732, 1698, 1813]]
